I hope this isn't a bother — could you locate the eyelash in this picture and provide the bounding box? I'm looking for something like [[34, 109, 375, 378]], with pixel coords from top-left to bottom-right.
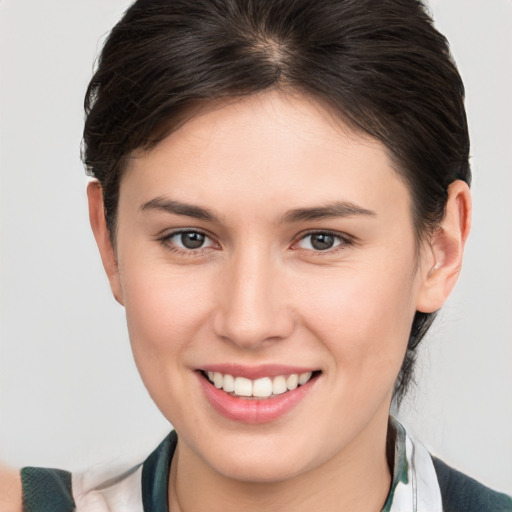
[[158, 229, 217, 257], [158, 229, 354, 257], [292, 230, 354, 255]]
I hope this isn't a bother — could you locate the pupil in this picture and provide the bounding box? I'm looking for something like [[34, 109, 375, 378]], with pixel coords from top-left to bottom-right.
[[181, 232, 205, 249], [311, 234, 334, 250]]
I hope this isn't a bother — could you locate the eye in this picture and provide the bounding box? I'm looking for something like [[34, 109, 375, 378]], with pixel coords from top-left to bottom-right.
[[295, 232, 348, 251], [162, 230, 216, 251]]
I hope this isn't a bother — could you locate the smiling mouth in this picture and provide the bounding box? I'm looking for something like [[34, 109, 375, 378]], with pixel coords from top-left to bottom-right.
[[200, 370, 321, 399]]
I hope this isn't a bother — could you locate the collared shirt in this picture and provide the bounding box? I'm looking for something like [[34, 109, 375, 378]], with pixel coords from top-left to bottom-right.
[[21, 419, 512, 512]]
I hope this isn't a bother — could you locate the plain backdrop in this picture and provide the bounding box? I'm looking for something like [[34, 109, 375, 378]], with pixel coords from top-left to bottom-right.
[[1, 0, 511, 493]]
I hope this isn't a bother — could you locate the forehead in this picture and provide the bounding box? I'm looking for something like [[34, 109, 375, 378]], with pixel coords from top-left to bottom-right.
[[121, 90, 411, 222]]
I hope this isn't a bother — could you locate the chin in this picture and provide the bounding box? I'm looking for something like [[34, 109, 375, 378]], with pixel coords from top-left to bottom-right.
[[212, 452, 308, 484], [190, 427, 320, 484]]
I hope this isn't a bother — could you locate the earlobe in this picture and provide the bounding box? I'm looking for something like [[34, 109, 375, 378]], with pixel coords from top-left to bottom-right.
[[416, 180, 472, 313], [87, 181, 125, 305]]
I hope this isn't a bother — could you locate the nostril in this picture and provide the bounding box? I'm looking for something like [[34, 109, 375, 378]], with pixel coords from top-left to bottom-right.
[[211, 310, 296, 349]]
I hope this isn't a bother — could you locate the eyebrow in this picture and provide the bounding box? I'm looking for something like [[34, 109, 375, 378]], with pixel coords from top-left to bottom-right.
[[140, 197, 376, 223], [140, 197, 218, 221], [280, 201, 376, 223]]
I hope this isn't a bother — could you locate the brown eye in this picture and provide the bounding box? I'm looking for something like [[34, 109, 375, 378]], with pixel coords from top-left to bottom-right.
[[296, 232, 346, 252], [310, 233, 335, 250], [180, 231, 206, 249], [164, 230, 215, 251]]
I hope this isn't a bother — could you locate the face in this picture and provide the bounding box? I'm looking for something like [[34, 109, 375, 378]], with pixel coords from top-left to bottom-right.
[[108, 91, 431, 483]]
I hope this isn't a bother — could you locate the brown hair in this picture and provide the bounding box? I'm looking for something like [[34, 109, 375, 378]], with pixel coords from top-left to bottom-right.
[[82, 0, 471, 404]]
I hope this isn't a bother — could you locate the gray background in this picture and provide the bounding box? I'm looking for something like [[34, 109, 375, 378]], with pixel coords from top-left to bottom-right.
[[1, 0, 511, 493]]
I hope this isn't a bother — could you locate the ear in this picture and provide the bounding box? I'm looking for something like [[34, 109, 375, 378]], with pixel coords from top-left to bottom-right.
[[87, 181, 125, 305], [416, 180, 472, 313]]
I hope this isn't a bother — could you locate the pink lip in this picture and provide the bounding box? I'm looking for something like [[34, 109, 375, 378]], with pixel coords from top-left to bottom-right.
[[197, 370, 319, 424], [199, 363, 316, 380]]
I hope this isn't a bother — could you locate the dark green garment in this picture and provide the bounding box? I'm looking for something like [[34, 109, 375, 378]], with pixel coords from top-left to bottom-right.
[[21, 429, 511, 512], [21, 467, 74, 512], [432, 457, 512, 512], [21, 432, 176, 512]]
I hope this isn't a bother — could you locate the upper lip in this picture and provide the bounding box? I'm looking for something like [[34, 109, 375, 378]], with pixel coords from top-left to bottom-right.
[[198, 364, 319, 380]]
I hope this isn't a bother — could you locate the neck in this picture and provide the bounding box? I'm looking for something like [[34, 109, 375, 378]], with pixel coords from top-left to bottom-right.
[[169, 415, 393, 512]]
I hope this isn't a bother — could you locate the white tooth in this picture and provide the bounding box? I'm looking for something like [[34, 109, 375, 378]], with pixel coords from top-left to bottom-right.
[[286, 374, 299, 391], [299, 372, 312, 385], [234, 377, 253, 397], [272, 375, 287, 395], [253, 377, 273, 398], [213, 372, 223, 389], [207, 371, 214, 381], [223, 374, 235, 392]]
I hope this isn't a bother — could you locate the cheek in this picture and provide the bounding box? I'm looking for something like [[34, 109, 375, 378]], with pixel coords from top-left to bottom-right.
[[298, 260, 418, 386], [121, 261, 213, 386], [123, 255, 209, 333]]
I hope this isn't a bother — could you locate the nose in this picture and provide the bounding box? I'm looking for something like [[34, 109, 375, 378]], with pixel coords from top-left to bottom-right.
[[212, 248, 295, 349]]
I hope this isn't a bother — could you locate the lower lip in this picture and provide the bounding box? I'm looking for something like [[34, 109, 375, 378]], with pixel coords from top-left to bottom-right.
[[198, 372, 318, 424]]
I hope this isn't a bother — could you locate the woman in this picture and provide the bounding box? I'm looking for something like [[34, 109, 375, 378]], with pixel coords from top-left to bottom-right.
[[1, 0, 511, 510]]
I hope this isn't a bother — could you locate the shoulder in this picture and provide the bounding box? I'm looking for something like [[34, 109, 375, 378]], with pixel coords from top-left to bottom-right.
[[19, 431, 177, 512], [432, 456, 512, 512], [0, 466, 23, 512]]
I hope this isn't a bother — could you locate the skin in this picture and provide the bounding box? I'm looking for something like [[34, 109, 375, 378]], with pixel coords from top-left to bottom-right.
[[80, 90, 470, 512], [0, 467, 22, 512], [0, 90, 470, 512]]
